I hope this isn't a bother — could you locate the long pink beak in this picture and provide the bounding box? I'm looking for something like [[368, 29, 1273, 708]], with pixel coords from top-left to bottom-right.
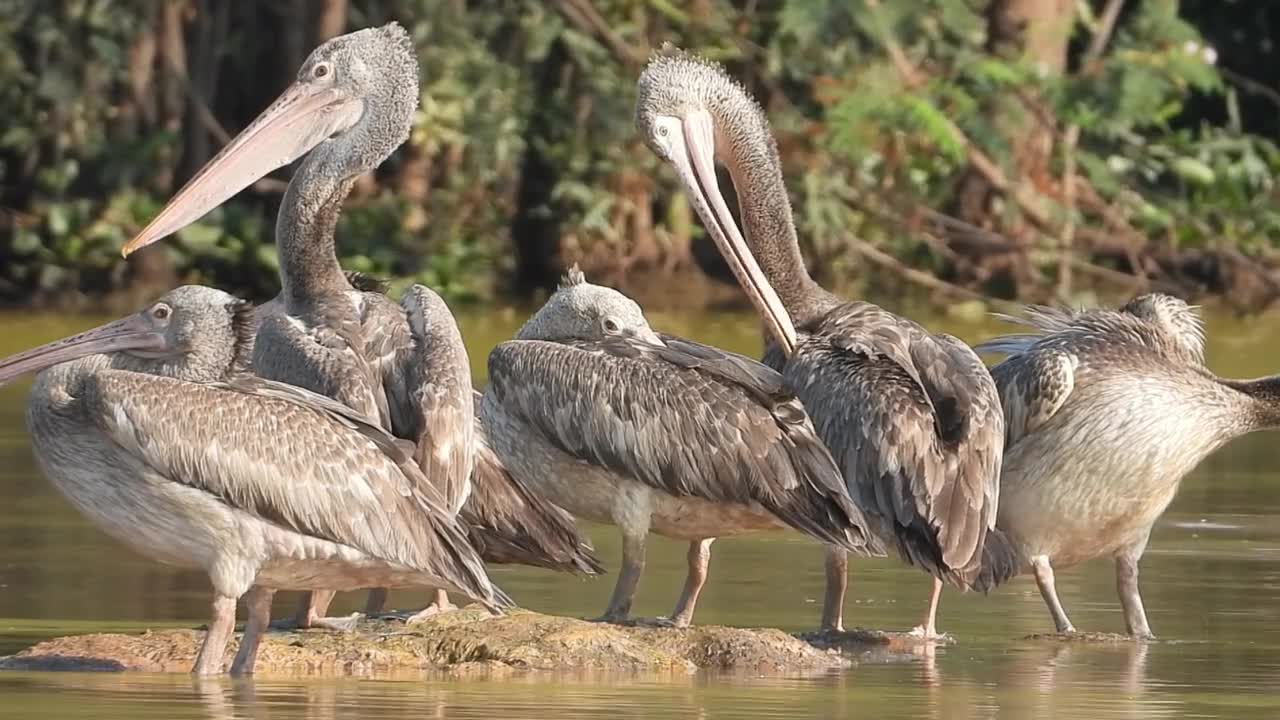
[[666, 109, 798, 356], [0, 314, 167, 386], [121, 82, 363, 257]]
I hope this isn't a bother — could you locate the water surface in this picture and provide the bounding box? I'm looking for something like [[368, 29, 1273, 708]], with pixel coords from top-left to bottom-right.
[[0, 304, 1277, 718]]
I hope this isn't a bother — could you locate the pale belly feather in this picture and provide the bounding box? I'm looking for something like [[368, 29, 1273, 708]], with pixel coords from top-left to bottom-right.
[[998, 377, 1225, 568]]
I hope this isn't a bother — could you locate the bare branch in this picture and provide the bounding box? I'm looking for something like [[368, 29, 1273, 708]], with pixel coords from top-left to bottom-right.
[[554, 0, 645, 67]]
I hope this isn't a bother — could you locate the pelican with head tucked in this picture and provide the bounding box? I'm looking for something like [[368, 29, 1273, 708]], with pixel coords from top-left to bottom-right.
[[977, 293, 1280, 638], [481, 267, 881, 627], [120, 23, 598, 626], [0, 286, 509, 675], [636, 49, 1014, 639]]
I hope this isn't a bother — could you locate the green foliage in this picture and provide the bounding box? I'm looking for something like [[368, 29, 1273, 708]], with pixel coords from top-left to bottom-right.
[[0, 0, 1276, 307], [765, 0, 1280, 291]]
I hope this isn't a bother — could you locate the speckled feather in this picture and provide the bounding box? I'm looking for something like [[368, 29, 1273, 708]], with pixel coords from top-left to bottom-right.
[[487, 332, 881, 555], [342, 281, 602, 572], [978, 293, 1209, 446], [21, 285, 508, 610], [85, 371, 504, 606], [964, 291, 1280, 625], [465, 389, 604, 574], [637, 51, 1011, 591], [761, 301, 1009, 589]]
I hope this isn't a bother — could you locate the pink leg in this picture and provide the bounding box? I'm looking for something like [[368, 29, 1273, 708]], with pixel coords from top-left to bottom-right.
[[192, 595, 236, 675]]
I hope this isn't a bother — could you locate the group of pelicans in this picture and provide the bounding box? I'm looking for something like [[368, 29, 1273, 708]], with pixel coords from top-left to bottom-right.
[[1, 24, 1277, 677]]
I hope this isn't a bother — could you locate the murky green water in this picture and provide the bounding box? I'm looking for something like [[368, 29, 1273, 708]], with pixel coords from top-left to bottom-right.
[[0, 303, 1278, 718]]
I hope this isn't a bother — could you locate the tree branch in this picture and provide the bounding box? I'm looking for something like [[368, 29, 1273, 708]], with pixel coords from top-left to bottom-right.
[[553, 0, 644, 67], [1057, 0, 1126, 297], [843, 234, 1022, 313]]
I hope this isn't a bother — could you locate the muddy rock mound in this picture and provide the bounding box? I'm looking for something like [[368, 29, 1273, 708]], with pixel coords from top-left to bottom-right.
[[0, 608, 853, 676]]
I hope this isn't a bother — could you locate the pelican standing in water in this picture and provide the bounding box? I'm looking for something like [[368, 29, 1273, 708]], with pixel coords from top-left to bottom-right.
[[976, 293, 1280, 638], [636, 50, 1013, 638], [122, 23, 599, 626], [482, 266, 882, 626], [0, 286, 508, 675]]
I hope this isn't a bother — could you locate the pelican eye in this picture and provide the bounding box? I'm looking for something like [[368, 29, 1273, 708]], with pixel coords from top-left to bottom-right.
[[658, 125, 669, 137], [313, 63, 331, 79], [152, 304, 171, 321], [603, 318, 620, 333]]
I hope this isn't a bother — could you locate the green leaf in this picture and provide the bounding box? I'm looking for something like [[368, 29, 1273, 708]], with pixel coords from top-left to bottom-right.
[[1171, 157, 1216, 186]]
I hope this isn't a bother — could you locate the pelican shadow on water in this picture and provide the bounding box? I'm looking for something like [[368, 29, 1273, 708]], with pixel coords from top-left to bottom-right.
[[0, 286, 510, 675], [978, 293, 1280, 638], [481, 266, 883, 627], [122, 23, 600, 629], [636, 48, 1014, 639]]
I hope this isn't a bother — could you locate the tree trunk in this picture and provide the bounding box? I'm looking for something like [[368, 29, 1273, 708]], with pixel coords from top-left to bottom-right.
[[946, 0, 1074, 296], [315, 0, 348, 42], [949, 0, 1074, 228], [511, 39, 573, 297], [157, 0, 189, 192]]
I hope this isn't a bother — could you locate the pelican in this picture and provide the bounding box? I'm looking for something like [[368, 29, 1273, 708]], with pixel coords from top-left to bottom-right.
[[120, 23, 597, 627], [0, 286, 509, 675], [975, 293, 1280, 638], [481, 266, 882, 626], [636, 49, 1013, 638]]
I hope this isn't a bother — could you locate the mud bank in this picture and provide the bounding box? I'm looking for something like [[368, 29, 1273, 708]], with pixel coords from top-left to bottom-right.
[[0, 608, 932, 677]]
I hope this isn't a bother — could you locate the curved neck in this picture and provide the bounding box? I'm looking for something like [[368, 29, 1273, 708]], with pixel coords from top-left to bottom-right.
[[277, 146, 357, 305], [712, 97, 825, 321], [1220, 374, 1280, 431]]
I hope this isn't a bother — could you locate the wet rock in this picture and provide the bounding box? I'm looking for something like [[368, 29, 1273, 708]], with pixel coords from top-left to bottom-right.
[[0, 608, 861, 676], [799, 628, 952, 663], [1023, 631, 1139, 643]]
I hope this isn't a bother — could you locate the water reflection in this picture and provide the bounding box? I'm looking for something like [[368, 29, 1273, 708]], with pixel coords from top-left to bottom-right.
[[0, 638, 1277, 719]]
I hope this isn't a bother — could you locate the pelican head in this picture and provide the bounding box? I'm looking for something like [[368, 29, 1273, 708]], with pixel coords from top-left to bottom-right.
[[515, 265, 661, 345], [636, 47, 797, 355], [122, 22, 419, 257], [0, 286, 254, 386], [1120, 293, 1206, 364]]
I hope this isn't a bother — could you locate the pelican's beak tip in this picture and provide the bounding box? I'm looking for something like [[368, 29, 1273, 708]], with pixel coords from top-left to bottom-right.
[[121, 237, 144, 258]]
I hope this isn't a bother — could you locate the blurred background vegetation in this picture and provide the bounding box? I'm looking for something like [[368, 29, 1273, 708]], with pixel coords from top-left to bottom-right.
[[1, 0, 1279, 312]]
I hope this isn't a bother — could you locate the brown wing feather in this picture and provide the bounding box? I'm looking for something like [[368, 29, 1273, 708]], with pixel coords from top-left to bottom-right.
[[391, 286, 475, 515], [86, 370, 510, 609], [253, 311, 387, 427], [487, 335, 881, 556], [465, 414, 604, 574], [769, 302, 1009, 590]]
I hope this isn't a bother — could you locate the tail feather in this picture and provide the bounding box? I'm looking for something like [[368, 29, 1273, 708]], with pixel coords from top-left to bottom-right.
[[426, 504, 513, 610], [886, 520, 1020, 593], [966, 527, 1021, 593], [973, 334, 1040, 358], [771, 416, 887, 558], [462, 435, 606, 575]]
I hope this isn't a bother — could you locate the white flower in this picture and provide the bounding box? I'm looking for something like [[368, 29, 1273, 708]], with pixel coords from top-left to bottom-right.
[[1182, 40, 1200, 55], [1202, 46, 1218, 65]]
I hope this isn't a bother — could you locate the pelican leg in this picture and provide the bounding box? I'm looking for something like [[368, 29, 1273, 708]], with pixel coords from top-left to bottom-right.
[[192, 595, 237, 675], [1031, 555, 1076, 633], [406, 589, 459, 624], [820, 545, 848, 632], [597, 525, 649, 623], [909, 578, 947, 640], [363, 588, 389, 615], [290, 590, 361, 632], [661, 538, 715, 628], [230, 586, 275, 676], [1116, 543, 1154, 640]]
